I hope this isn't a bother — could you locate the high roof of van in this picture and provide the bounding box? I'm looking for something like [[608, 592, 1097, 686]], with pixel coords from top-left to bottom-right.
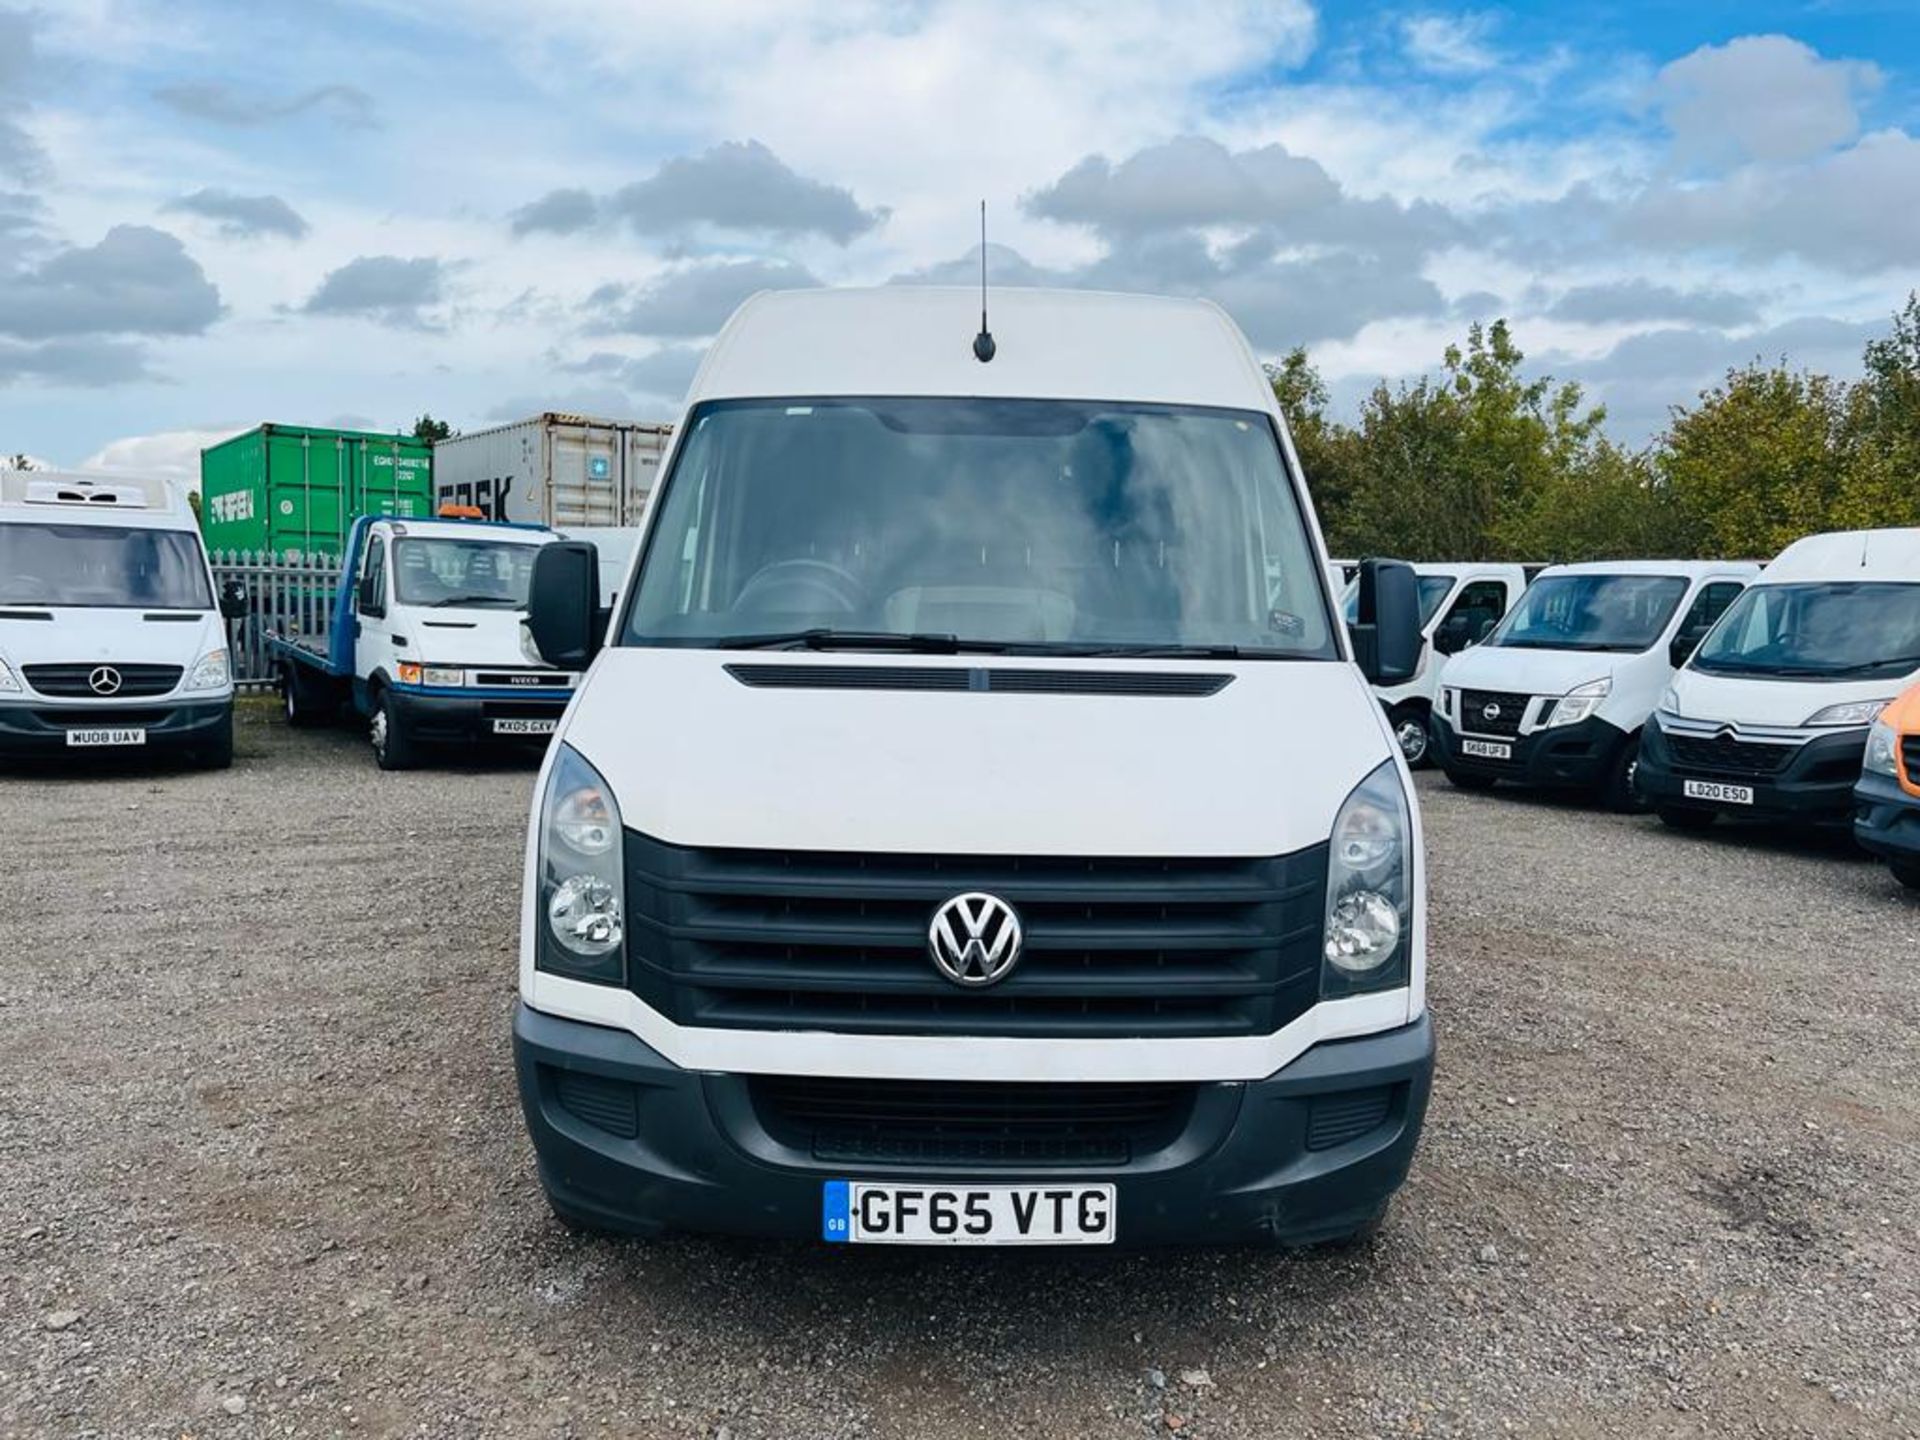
[[1757, 527, 1920, 583], [690, 287, 1275, 411], [0, 469, 196, 530], [1534, 558, 1760, 580]]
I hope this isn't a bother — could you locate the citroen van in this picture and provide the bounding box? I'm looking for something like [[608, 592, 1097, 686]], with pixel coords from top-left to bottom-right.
[[1432, 560, 1758, 808], [1642, 529, 1920, 831], [0, 470, 242, 767], [509, 286, 1434, 1248]]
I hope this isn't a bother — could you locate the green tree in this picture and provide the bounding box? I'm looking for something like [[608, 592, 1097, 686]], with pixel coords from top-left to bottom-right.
[[1841, 291, 1920, 530], [1658, 363, 1854, 558], [4, 453, 33, 471], [411, 414, 454, 444], [187, 489, 203, 526], [1270, 348, 1362, 548]]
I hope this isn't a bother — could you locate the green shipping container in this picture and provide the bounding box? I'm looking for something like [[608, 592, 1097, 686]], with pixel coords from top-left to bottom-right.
[[199, 424, 434, 559]]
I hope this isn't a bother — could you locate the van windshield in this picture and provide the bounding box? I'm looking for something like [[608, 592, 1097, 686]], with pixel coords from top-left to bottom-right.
[[1691, 582, 1920, 678], [0, 522, 212, 609], [393, 538, 538, 607], [1487, 573, 1686, 653], [622, 397, 1337, 658]]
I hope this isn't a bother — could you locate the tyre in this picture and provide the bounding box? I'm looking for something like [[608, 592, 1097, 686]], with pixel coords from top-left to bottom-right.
[[1601, 734, 1646, 813], [1444, 766, 1498, 793], [1656, 805, 1716, 832], [369, 689, 418, 771], [195, 710, 234, 771], [1389, 705, 1432, 769], [1890, 859, 1920, 892], [281, 664, 323, 728]]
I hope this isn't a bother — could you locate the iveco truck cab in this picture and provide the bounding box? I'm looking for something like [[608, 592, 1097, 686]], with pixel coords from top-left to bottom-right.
[[1432, 560, 1757, 809], [1343, 563, 1531, 767], [1641, 529, 1920, 831], [0, 470, 242, 767], [271, 514, 580, 769], [511, 286, 1434, 1248]]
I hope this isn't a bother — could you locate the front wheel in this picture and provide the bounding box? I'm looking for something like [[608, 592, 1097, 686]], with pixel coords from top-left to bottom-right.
[[1889, 859, 1920, 892], [1602, 735, 1646, 813], [195, 710, 234, 771], [1389, 705, 1432, 769], [282, 663, 324, 728], [370, 690, 418, 771]]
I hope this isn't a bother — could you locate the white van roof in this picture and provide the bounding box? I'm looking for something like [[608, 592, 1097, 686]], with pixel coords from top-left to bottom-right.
[[1757, 527, 1920, 583], [0, 469, 195, 530], [690, 287, 1274, 410]]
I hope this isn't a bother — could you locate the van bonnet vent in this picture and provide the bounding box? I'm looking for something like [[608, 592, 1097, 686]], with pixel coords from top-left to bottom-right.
[[724, 664, 1232, 697]]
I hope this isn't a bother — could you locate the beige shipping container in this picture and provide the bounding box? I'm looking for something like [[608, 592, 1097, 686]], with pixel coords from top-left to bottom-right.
[[431, 413, 672, 528]]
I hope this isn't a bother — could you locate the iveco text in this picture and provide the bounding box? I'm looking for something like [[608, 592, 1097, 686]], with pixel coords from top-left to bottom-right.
[[511, 286, 1433, 1248]]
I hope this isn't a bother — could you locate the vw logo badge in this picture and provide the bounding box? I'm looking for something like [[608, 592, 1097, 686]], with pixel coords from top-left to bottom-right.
[[927, 892, 1024, 988], [1482, 702, 1501, 720], [88, 665, 123, 696]]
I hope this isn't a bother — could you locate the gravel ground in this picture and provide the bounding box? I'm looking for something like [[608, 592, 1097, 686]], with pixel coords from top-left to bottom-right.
[[2, 704, 1918, 1438]]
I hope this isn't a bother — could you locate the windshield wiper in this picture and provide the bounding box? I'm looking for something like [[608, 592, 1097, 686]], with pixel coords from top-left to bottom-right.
[[429, 594, 520, 607], [717, 628, 979, 654], [1029, 642, 1248, 658]]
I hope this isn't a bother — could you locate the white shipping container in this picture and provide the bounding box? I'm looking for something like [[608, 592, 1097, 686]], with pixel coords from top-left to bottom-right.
[[431, 413, 671, 528]]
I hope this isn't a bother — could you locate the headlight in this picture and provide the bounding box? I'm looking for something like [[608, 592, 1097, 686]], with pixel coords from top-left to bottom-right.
[[1658, 686, 1680, 717], [1322, 760, 1412, 995], [0, 659, 19, 693], [1863, 720, 1900, 778], [1804, 699, 1891, 728], [536, 744, 625, 984], [396, 662, 464, 687], [184, 648, 229, 691], [1544, 677, 1611, 729]]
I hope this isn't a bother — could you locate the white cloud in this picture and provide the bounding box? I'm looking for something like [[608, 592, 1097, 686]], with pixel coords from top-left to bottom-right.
[[1655, 35, 1880, 167], [81, 426, 243, 485], [1402, 14, 1498, 76]]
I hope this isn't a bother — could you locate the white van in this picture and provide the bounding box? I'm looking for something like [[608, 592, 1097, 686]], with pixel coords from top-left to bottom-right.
[[1432, 559, 1758, 808], [0, 470, 241, 767], [1640, 528, 1920, 830], [509, 286, 1435, 1248], [1343, 563, 1531, 766]]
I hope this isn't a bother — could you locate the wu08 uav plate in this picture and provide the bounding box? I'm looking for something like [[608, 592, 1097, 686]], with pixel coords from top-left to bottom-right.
[[822, 1181, 1116, 1245]]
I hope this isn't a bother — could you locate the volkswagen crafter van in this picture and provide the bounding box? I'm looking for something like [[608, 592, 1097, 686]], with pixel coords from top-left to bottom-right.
[[511, 287, 1433, 1248], [1642, 528, 1920, 831]]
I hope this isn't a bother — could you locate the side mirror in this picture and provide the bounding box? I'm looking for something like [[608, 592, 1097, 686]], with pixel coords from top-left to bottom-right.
[[528, 542, 603, 670], [1669, 627, 1707, 669], [219, 580, 248, 619], [1432, 617, 1469, 656], [1348, 558, 1422, 685]]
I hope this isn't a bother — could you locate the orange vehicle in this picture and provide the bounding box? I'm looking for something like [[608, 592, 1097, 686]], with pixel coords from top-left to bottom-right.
[[1855, 681, 1920, 890]]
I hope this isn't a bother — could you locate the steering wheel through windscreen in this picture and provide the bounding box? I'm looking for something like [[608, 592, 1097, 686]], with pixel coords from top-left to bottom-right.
[[731, 559, 866, 618]]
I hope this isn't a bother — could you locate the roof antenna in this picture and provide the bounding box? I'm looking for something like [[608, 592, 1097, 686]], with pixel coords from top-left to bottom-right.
[[973, 200, 996, 363]]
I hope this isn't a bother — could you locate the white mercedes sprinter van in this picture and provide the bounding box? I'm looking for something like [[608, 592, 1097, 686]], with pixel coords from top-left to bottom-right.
[[1432, 559, 1758, 808], [1640, 528, 1920, 831], [0, 470, 243, 767], [511, 287, 1434, 1248]]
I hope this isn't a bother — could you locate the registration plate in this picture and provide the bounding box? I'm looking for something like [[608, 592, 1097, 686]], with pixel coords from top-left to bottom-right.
[[823, 1181, 1116, 1246], [1684, 779, 1753, 805], [491, 718, 557, 736], [65, 727, 146, 747], [1460, 738, 1511, 760]]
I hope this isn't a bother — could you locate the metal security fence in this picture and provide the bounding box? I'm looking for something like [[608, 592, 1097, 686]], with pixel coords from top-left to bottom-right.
[[209, 550, 340, 691]]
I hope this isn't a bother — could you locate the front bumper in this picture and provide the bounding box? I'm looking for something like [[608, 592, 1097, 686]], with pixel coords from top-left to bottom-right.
[[0, 696, 231, 756], [1638, 721, 1865, 823], [513, 1003, 1435, 1248], [1854, 769, 1920, 862], [387, 686, 570, 745], [1432, 711, 1627, 790]]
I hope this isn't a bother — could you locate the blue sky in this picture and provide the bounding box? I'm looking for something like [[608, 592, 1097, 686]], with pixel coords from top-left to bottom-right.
[[1, 1, 1916, 477]]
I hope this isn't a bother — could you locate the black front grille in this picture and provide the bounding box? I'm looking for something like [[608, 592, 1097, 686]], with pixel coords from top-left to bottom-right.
[[625, 834, 1327, 1039], [724, 665, 1231, 697], [474, 671, 572, 688], [1903, 736, 1920, 781], [551, 1068, 639, 1137], [24, 662, 183, 698], [751, 1074, 1197, 1165], [1665, 732, 1796, 776], [1306, 1087, 1394, 1150], [481, 699, 569, 720], [1459, 689, 1527, 738], [32, 707, 172, 727]]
